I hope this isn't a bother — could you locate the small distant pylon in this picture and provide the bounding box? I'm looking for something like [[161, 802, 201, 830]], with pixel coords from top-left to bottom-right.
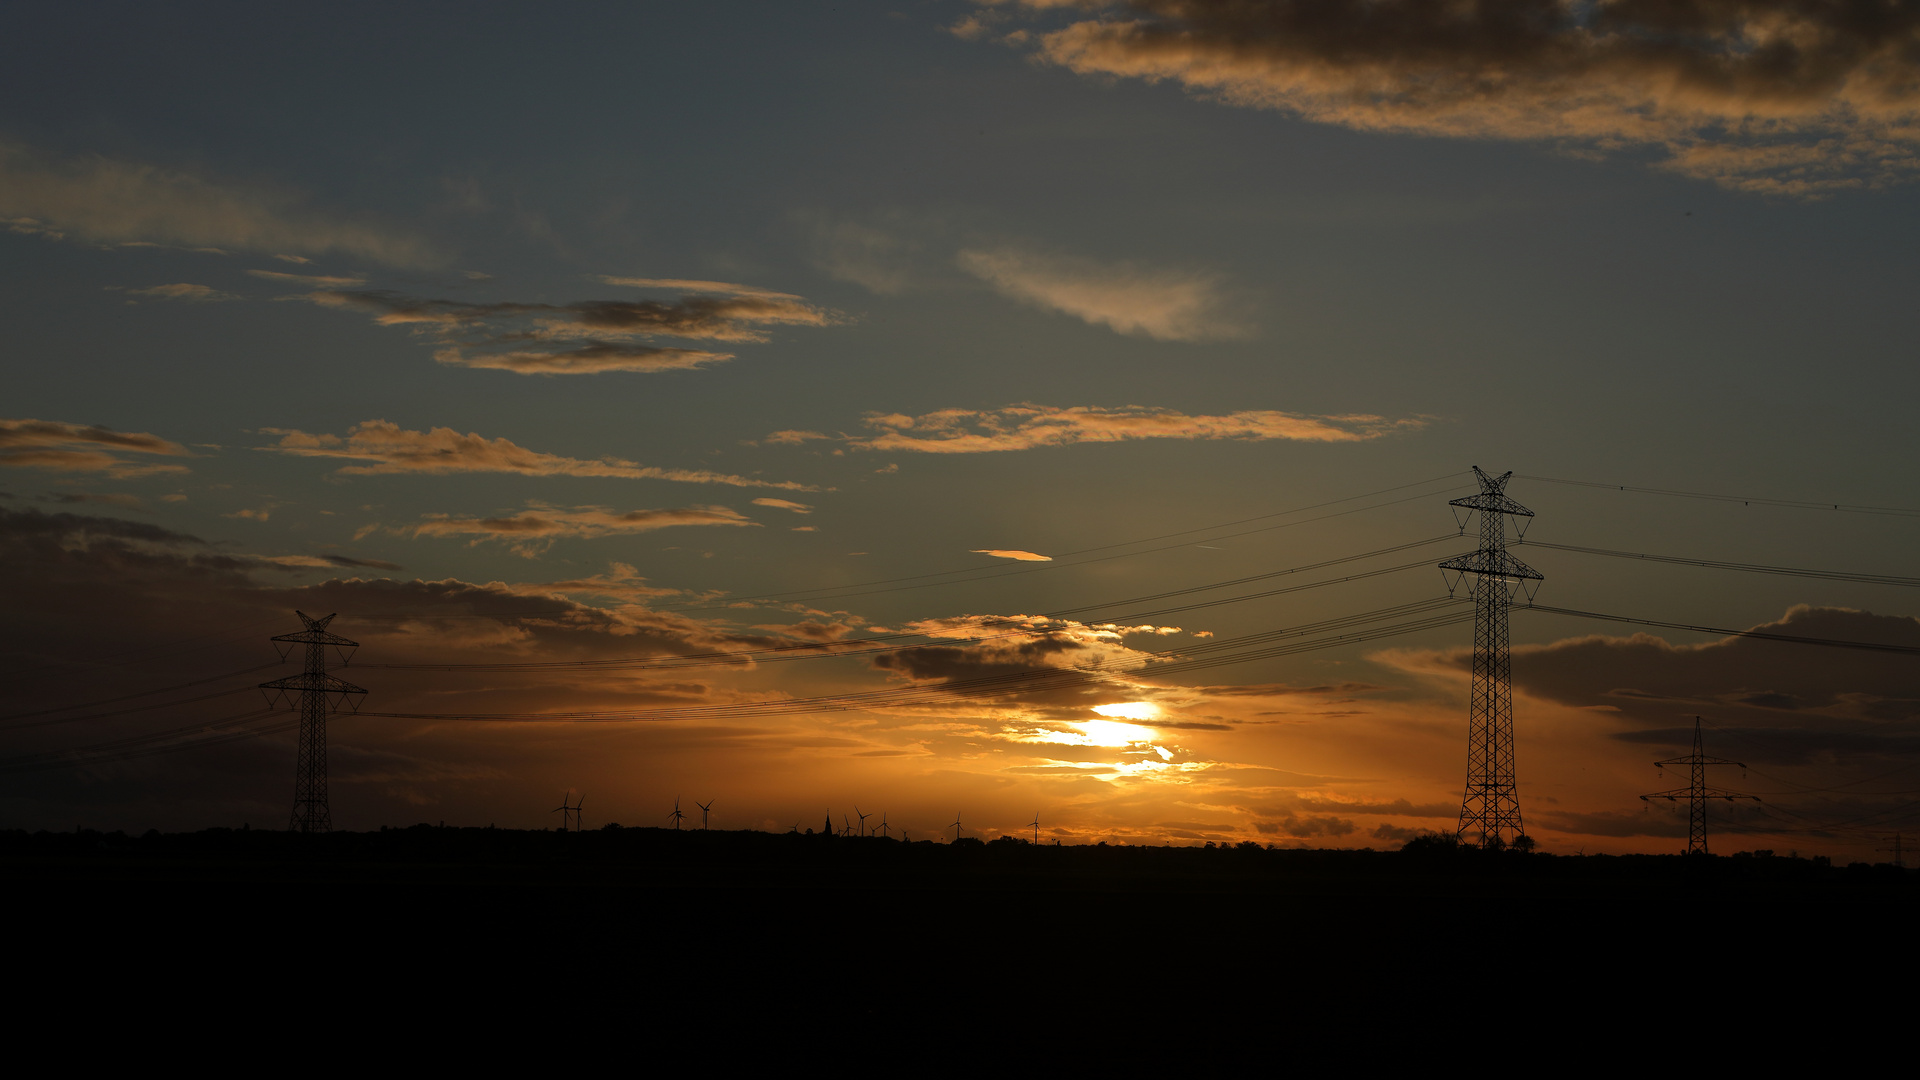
[[1641, 717, 1758, 855], [1439, 467, 1543, 849], [259, 611, 366, 833], [1878, 835, 1906, 868]]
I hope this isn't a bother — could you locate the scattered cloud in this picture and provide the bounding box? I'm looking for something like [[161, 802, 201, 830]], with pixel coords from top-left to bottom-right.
[[766, 429, 830, 445], [973, 548, 1051, 561], [428, 342, 731, 375], [1376, 605, 1920, 764], [804, 214, 920, 295], [246, 268, 367, 287], [958, 247, 1246, 341], [597, 276, 802, 299], [121, 283, 237, 302], [844, 403, 1423, 453], [299, 287, 834, 375], [0, 418, 192, 477], [989, 0, 1920, 196], [261, 553, 405, 572], [0, 139, 439, 262], [224, 507, 271, 521], [391, 503, 759, 555], [260, 420, 817, 491], [751, 498, 813, 514]]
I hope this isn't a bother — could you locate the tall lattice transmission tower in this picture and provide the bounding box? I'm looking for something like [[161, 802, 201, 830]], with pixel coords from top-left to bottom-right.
[[260, 611, 366, 833], [1641, 717, 1757, 855], [1439, 467, 1543, 848]]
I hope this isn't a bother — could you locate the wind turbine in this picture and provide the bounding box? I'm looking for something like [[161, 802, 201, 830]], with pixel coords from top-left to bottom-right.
[[1028, 811, 1040, 844], [855, 807, 871, 837], [950, 811, 963, 843], [552, 791, 583, 833], [842, 813, 854, 837], [667, 796, 685, 830], [696, 799, 713, 830], [874, 812, 891, 839]]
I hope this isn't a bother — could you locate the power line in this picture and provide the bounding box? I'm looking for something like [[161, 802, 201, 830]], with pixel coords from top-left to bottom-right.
[[352, 598, 1472, 724], [1517, 539, 1920, 588], [1523, 605, 1920, 654], [0, 663, 284, 725], [662, 475, 1473, 611], [1515, 474, 1920, 519], [360, 534, 1459, 673]]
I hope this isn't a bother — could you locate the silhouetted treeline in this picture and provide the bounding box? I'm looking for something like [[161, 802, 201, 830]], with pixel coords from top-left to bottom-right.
[[1, 824, 1911, 892]]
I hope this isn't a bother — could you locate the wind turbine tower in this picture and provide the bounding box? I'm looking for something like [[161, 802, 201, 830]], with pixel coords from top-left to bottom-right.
[[667, 797, 685, 830], [553, 792, 584, 832], [696, 799, 713, 830]]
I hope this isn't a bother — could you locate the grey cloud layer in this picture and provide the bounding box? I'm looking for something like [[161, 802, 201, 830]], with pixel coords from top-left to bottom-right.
[[303, 287, 834, 375], [262, 420, 816, 491], [0, 419, 192, 478], [0, 140, 438, 263], [992, 0, 1920, 196], [842, 403, 1424, 452]]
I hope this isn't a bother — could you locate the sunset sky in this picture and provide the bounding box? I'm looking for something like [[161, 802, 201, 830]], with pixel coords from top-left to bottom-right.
[[5, 1, 1919, 859]]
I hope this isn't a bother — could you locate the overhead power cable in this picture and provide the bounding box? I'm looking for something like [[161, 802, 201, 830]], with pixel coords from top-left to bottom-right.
[[362, 534, 1460, 673], [1518, 540, 1920, 588], [0, 708, 288, 774], [352, 597, 1470, 724], [660, 474, 1472, 611], [1516, 475, 1920, 519], [1524, 605, 1920, 655], [0, 663, 284, 724]]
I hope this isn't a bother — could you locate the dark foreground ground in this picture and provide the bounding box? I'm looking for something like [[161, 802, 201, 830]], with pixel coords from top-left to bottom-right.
[[10, 827, 1912, 1046]]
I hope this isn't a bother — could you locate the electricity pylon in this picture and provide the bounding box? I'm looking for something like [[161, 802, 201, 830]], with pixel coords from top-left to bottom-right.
[[1439, 467, 1543, 848], [259, 611, 366, 833], [1879, 835, 1907, 869], [1641, 717, 1758, 855]]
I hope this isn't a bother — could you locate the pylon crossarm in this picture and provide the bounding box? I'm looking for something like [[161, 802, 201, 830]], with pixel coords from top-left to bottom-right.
[[1438, 549, 1543, 581], [271, 629, 360, 647]]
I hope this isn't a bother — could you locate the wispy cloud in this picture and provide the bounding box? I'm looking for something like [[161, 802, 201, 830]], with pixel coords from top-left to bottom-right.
[[0, 139, 439, 262], [300, 285, 835, 375], [842, 403, 1422, 453], [261, 420, 817, 491], [597, 276, 801, 299], [427, 342, 732, 375], [957, 247, 1246, 341], [751, 498, 814, 513], [989, 0, 1920, 197], [246, 268, 367, 287], [259, 553, 406, 572], [0, 419, 192, 477], [386, 503, 759, 556], [121, 283, 238, 302], [973, 549, 1051, 561]]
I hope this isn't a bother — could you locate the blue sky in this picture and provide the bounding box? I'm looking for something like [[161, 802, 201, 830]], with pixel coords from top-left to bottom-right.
[[4, 1, 1918, 855]]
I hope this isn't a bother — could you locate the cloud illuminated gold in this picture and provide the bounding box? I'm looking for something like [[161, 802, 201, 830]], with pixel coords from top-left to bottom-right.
[[262, 420, 817, 491], [0, 418, 192, 478], [387, 503, 759, 556], [972, 549, 1051, 561], [989, 0, 1920, 196], [845, 403, 1423, 453], [957, 247, 1245, 341], [300, 286, 834, 375], [123, 283, 238, 302]]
